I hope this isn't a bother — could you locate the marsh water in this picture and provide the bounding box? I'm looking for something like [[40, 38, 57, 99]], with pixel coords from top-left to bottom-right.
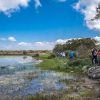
[[0, 56, 75, 99]]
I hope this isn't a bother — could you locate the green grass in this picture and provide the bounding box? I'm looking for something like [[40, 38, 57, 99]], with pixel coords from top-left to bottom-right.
[[34, 52, 92, 74], [30, 53, 97, 100], [36, 58, 67, 71], [33, 53, 51, 59], [39, 53, 50, 59], [36, 57, 90, 74], [27, 94, 81, 100]]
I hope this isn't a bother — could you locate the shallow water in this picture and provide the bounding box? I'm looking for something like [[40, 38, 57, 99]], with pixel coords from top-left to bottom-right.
[[0, 56, 74, 99]]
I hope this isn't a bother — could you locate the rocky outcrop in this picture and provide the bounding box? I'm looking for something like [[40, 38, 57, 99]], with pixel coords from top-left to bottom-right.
[[88, 66, 100, 79]]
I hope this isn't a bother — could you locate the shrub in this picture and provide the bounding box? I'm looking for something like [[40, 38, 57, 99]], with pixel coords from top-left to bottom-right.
[[67, 58, 92, 67], [48, 53, 56, 59], [33, 53, 39, 57], [68, 59, 81, 66]]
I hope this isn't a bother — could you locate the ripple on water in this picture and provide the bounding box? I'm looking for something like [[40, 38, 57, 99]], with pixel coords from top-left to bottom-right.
[[0, 56, 75, 97]]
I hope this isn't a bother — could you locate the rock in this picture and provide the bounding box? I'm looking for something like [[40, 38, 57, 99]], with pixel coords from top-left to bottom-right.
[[88, 66, 100, 79]]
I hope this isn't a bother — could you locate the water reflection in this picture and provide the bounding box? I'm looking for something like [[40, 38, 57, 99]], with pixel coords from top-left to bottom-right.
[[0, 56, 74, 98]]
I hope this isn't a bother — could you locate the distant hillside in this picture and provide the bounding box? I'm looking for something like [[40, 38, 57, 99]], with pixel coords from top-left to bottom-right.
[[0, 50, 50, 55]]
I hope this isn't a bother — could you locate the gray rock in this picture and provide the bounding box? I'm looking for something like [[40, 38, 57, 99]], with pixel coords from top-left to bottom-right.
[[88, 66, 100, 79]]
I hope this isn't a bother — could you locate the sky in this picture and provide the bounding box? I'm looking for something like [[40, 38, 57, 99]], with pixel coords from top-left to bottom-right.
[[0, 0, 100, 50]]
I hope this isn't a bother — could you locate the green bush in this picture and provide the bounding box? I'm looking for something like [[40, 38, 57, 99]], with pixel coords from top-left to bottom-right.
[[67, 58, 92, 67], [33, 53, 39, 57], [48, 53, 56, 59], [68, 59, 81, 66]]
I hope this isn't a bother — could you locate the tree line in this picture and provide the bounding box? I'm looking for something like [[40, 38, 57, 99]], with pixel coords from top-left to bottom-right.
[[53, 38, 96, 58]]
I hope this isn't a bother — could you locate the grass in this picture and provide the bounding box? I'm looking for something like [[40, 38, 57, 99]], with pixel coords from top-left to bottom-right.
[[27, 94, 81, 100], [36, 57, 92, 75], [30, 53, 98, 100], [80, 89, 95, 97], [36, 57, 67, 71], [26, 90, 81, 100], [38, 53, 51, 59], [35, 52, 92, 74], [33, 53, 51, 59]]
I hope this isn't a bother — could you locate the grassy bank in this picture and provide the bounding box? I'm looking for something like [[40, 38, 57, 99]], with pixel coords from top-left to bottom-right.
[[36, 58, 67, 71], [33, 53, 92, 74], [31, 53, 99, 100]]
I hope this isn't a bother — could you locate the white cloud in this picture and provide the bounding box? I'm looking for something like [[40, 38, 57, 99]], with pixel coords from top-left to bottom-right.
[[34, 0, 42, 9], [17, 41, 55, 50], [17, 41, 54, 50], [18, 42, 32, 46], [93, 36, 100, 45], [33, 42, 55, 50], [0, 0, 30, 16], [0, 37, 82, 50], [56, 39, 68, 44], [0, 0, 68, 16], [1, 37, 100, 50], [34, 42, 45, 46], [94, 36, 100, 42], [55, 38, 79, 44], [8, 36, 17, 42], [74, 0, 100, 30]]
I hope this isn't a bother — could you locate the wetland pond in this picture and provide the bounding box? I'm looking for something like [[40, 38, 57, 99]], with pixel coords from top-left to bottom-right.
[[0, 56, 75, 100], [0, 56, 99, 100]]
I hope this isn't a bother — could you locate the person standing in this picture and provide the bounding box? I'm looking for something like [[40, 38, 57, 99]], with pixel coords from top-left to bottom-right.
[[92, 48, 97, 64], [69, 49, 75, 61], [97, 49, 100, 64]]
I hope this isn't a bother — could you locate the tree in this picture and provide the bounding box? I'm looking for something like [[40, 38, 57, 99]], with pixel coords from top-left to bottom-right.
[[53, 44, 64, 56], [77, 44, 89, 58], [53, 38, 96, 57], [64, 38, 96, 51]]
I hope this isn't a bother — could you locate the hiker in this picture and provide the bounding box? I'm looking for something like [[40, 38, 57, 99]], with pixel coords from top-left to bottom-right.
[[97, 49, 100, 64], [69, 49, 74, 60], [92, 48, 97, 64]]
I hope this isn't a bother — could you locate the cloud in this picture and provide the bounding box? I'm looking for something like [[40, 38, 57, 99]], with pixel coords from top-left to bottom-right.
[[1, 37, 100, 50], [55, 38, 79, 44], [94, 36, 100, 42], [8, 36, 17, 42], [35, 42, 46, 46], [74, 0, 100, 30], [17, 39, 72, 50], [56, 39, 68, 44], [18, 42, 32, 46], [93, 36, 100, 45], [0, 0, 30, 16], [34, 0, 42, 9], [0, 0, 68, 16], [0, 36, 82, 50], [17, 41, 54, 50], [34, 42, 55, 50]]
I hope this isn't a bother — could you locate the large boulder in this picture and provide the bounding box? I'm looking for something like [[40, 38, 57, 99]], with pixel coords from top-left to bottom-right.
[[88, 66, 100, 79]]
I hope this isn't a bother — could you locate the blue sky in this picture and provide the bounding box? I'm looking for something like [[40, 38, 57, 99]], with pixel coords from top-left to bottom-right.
[[0, 0, 100, 50]]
